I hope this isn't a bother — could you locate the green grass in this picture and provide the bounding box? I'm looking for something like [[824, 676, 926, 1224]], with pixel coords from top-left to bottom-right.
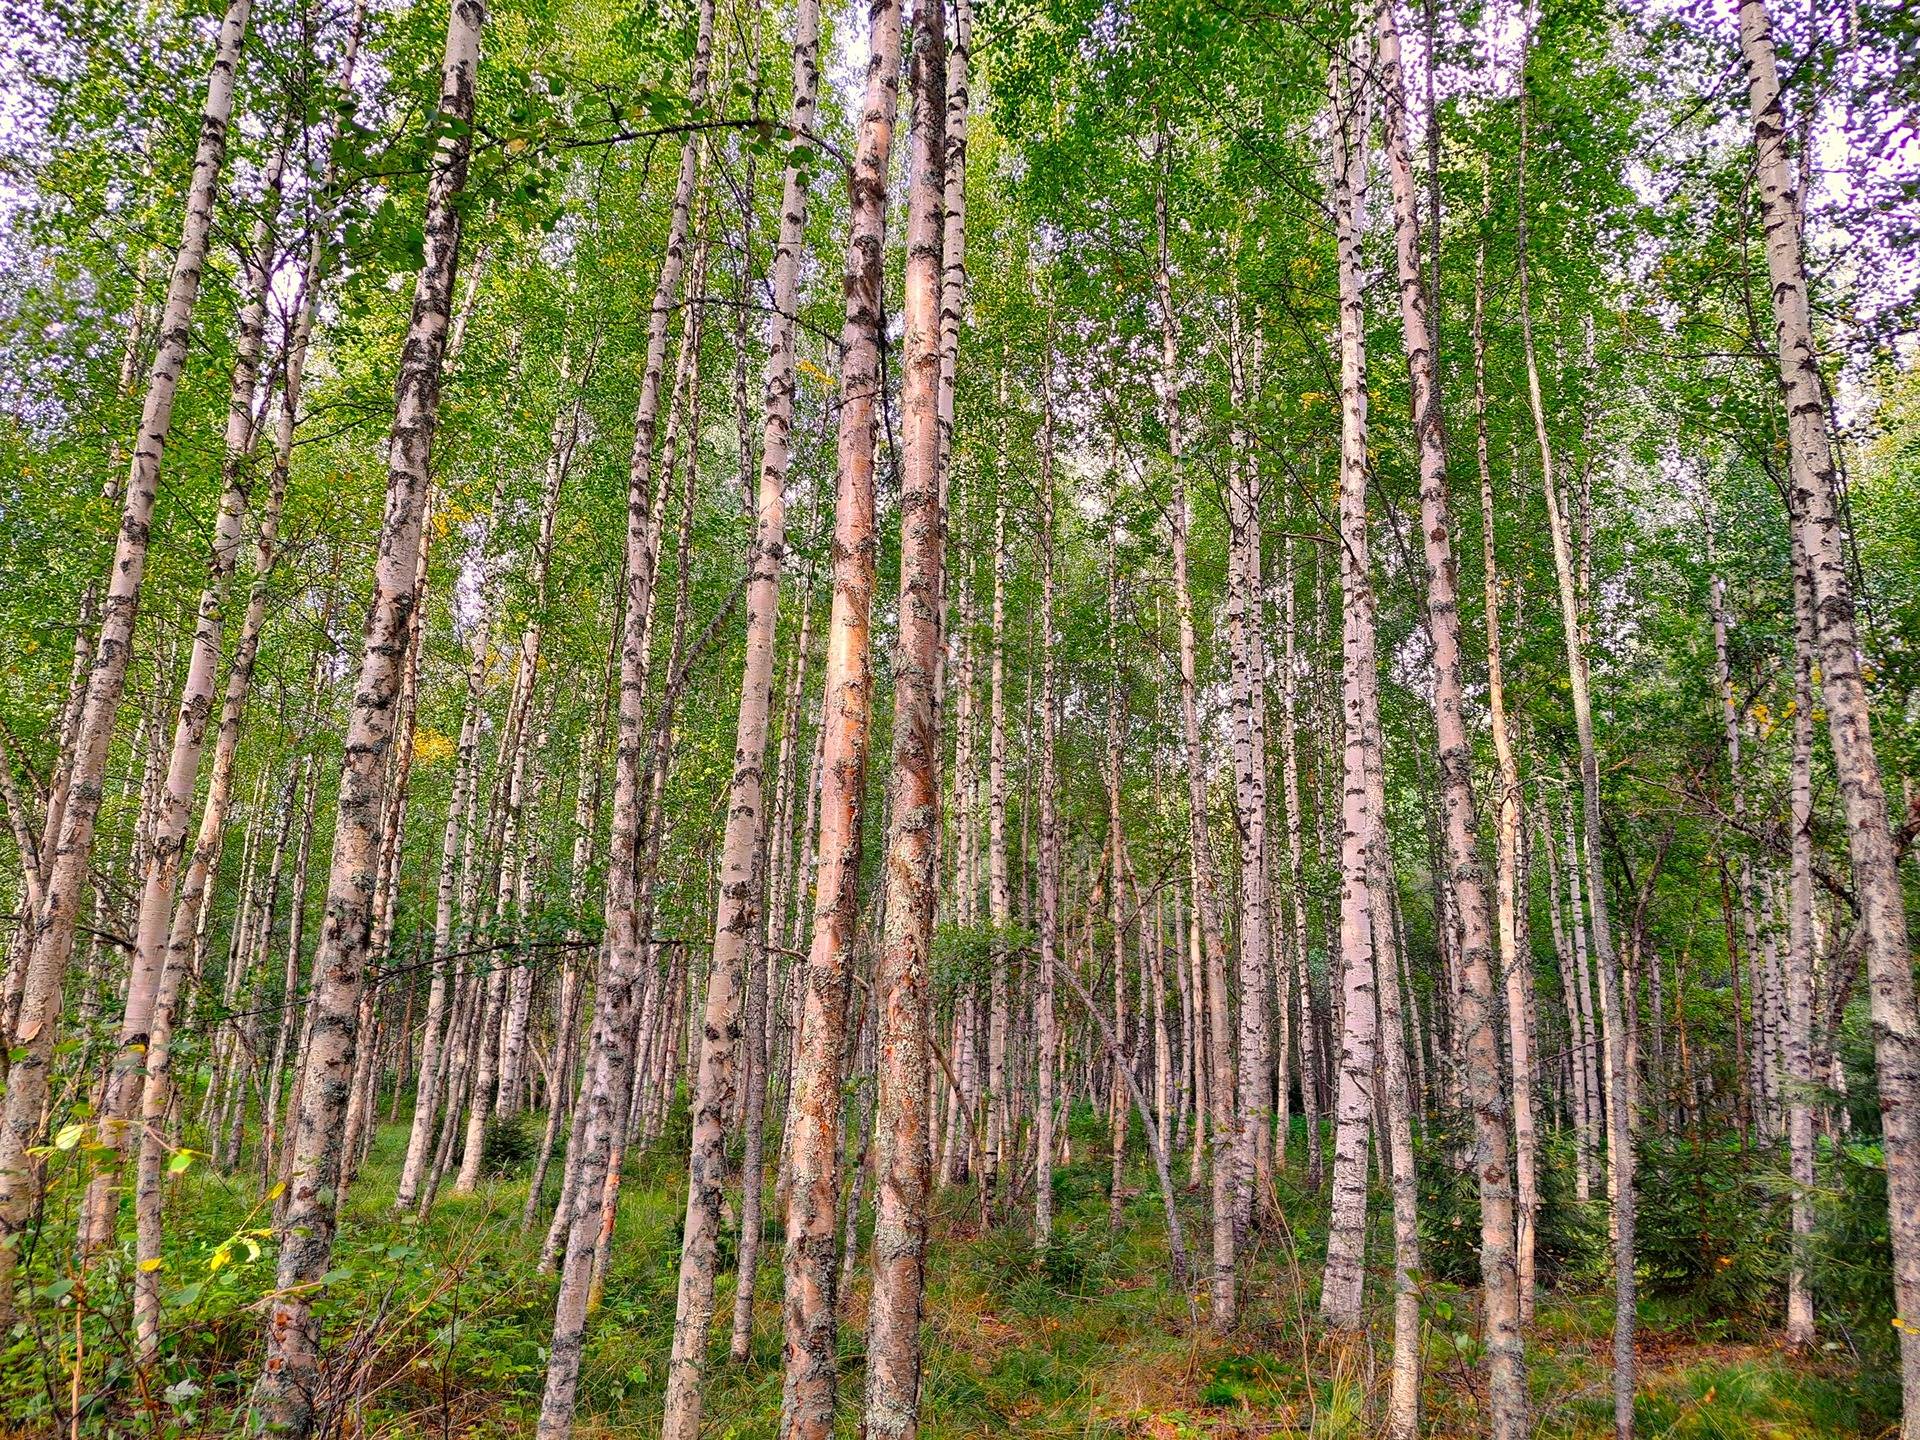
[[1, 1118, 1895, 1437]]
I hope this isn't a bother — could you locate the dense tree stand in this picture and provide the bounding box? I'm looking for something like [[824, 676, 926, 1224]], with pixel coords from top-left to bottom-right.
[[0, 1, 1915, 1438]]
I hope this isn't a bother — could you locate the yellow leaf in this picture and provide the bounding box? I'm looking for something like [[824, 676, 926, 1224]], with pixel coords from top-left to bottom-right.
[[412, 728, 455, 766]]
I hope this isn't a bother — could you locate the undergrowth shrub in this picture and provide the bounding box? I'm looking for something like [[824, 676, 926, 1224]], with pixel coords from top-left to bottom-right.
[[1634, 1135, 1783, 1327], [1200, 1352, 1293, 1409], [1064, 1099, 1105, 1157], [480, 1112, 541, 1176], [1037, 1224, 1111, 1294], [972, 1214, 1112, 1306], [1811, 1139, 1893, 1359], [1416, 1129, 1601, 1289]]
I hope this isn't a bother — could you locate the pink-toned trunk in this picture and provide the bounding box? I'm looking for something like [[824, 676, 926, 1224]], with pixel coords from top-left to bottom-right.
[[776, 2, 899, 1425], [1155, 135, 1236, 1328], [860, 13, 945, 1429]]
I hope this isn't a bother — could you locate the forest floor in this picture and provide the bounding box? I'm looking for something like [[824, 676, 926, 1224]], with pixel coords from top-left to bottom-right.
[[16, 1108, 1896, 1438]]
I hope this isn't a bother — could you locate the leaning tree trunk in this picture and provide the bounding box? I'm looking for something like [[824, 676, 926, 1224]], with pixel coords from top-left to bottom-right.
[[861, 13, 945, 1432], [774, 0, 898, 1430], [131, 243, 315, 1352], [1738, 0, 1920, 1420], [660, 0, 820, 1420], [0, 0, 252, 1326], [88, 141, 286, 1261], [249, 0, 484, 1429], [1377, 6, 1528, 1432], [534, 4, 712, 1432]]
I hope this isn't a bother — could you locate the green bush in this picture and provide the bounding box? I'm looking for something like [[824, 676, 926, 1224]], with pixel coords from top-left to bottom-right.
[[1634, 1135, 1783, 1325], [1416, 1128, 1602, 1289], [1035, 1224, 1111, 1295], [480, 1111, 541, 1176], [1812, 1139, 1894, 1358], [970, 1213, 1111, 1304]]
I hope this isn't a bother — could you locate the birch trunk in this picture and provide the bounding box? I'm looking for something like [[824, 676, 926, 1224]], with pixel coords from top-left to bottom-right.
[[1156, 134, 1237, 1329], [1224, 304, 1272, 1230], [133, 485, 295, 1356], [395, 642, 487, 1207], [1279, 535, 1324, 1189], [0, 0, 252, 1322], [1709, 547, 1768, 1138], [728, 188, 823, 1387], [1739, 1, 1920, 1413], [775, 0, 897, 1425], [1354, 602, 1421, 1431], [1151, 893, 1173, 1164], [1785, 523, 1818, 1349], [1473, 169, 1537, 1325], [1106, 524, 1129, 1233], [452, 702, 532, 1193], [492, 398, 583, 1124], [1378, 7, 1527, 1425], [1318, 44, 1379, 1334], [534, 1, 712, 1426], [250, 0, 483, 1425], [1186, 883, 1209, 1188], [985, 478, 1011, 1202], [862, 15, 945, 1427], [92, 143, 286, 1261], [1034, 361, 1060, 1254], [1369, 868, 1423, 1439], [661, 0, 819, 1415], [1518, 60, 1634, 1436]]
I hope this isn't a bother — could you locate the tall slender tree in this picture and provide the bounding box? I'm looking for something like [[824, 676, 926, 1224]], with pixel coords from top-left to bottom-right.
[[1738, 1, 1920, 1423], [250, 0, 486, 1429], [0, 0, 254, 1326], [1376, 3, 1528, 1429], [776, 0, 901, 1426]]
